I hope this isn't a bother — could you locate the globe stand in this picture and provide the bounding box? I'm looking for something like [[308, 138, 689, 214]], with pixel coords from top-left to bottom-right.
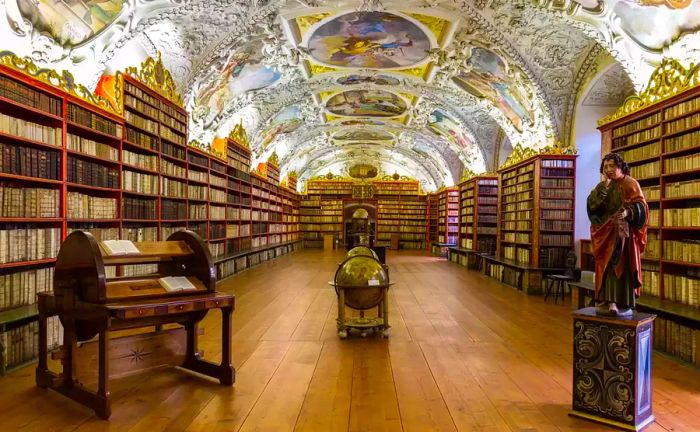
[[332, 283, 391, 339]]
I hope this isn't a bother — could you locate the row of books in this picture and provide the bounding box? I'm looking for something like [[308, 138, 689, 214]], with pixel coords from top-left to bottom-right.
[[160, 125, 185, 145], [666, 111, 700, 135], [124, 81, 187, 124], [665, 152, 700, 174], [125, 110, 158, 135], [67, 193, 117, 219], [665, 180, 700, 198], [612, 112, 661, 138], [540, 219, 573, 231], [642, 185, 661, 200], [210, 188, 226, 203], [541, 168, 574, 177], [502, 191, 532, 204], [123, 196, 157, 219], [0, 185, 59, 218], [640, 270, 660, 297], [0, 74, 61, 116], [161, 159, 186, 179], [68, 157, 119, 189], [0, 266, 53, 310], [502, 232, 530, 243], [539, 247, 570, 268], [663, 273, 700, 306], [502, 173, 533, 187], [503, 246, 530, 264], [502, 163, 533, 180], [300, 216, 342, 223], [619, 141, 661, 164], [125, 126, 158, 150], [0, 318, 63, 372], [68, 104, 121, 138], [541, 159, 574, 168], [503, 202, 532, 212], [502, 183, 533, 196], [663, 239, 700, 262], [540, 234, 573, 246], [665, 129, 700, 153], [67, 133, 119, 162], [123, 170, 158, 195], [161, 200, 186, 220], [123, 149, 157, 170], [542, 178, 574, 188], [541, 199, 573, 209], [502, 210, 532, 221], [1, 142, 61, 180], [663, 208, 700, 227], [653, 318, 700, 366], [300, 224, 342, 231], [629, 160, 661, 178], [649, 209, 660, 226], [612, 125, 660, 149], [502, 221, 531, 230], [0, 226, 60, 264], [645, 231, 660, 259]]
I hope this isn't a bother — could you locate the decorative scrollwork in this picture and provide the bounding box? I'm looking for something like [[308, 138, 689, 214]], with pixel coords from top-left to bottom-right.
[[0, 50, 120, 115], [599, 58, 700, 126], [499, 141, 577, 170], [268, 151, 279, 168], [125, 52, 184, 107], [229, 120, 250, 149]]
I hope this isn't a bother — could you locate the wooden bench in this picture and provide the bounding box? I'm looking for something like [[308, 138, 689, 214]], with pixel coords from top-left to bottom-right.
[[447, 247, 486, 270]]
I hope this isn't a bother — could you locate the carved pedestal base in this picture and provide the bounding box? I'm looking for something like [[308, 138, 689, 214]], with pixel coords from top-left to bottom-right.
[[570, 307, 656, 431]]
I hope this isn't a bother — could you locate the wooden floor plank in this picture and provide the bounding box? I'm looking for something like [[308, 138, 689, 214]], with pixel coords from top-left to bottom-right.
[[1, 250, 699, 432]]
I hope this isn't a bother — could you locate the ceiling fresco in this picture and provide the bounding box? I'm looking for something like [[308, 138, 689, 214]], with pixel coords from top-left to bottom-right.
[[3, 0, 699, 191]]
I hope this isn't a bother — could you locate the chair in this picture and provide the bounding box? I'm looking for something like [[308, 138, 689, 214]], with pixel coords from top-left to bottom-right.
[[544, 251, 578, 304]]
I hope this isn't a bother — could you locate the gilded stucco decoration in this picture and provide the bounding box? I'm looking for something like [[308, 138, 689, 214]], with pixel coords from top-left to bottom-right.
[[125, 52, 183, 107], [10, 0, 698, 191], [599, 57, 700, 125]]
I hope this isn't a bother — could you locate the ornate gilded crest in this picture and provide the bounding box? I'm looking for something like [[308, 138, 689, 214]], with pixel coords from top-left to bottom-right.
[[0, 51, 120, 115], [459, 168, 477, 182], [229, 120, 249, 148], [499, 141, 577, 170], [599, 58, 700, 126], [268, 151, 280, 168], [125, 52, 183, 107]]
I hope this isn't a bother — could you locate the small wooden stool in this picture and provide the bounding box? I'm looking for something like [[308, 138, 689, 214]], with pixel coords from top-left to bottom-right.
[[544, 274, 575, 304]]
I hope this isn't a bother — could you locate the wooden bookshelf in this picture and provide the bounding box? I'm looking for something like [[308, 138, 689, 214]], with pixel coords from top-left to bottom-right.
[[374, 181, 426, 250], [449, 175, 498, 268], [482, 154, 576, 293], [437, 188, 459, 245], [426, 193, 439, 249], [300, 180, 351, 247], [0, 61, 300, 374], [599, 73, 700, 366]]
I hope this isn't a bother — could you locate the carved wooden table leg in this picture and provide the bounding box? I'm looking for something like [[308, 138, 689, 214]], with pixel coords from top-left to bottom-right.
[[96, 326, 111, 419], [220, 306, 235, 385], [382, 289, 390, 338]]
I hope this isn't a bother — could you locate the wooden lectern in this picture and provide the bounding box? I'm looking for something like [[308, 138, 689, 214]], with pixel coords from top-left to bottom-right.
[[570, 307, 656, 431], [36, 230, 235, 419]]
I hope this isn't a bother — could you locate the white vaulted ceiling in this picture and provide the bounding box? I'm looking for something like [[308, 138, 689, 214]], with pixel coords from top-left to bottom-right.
[[2, 0, 699, 190]]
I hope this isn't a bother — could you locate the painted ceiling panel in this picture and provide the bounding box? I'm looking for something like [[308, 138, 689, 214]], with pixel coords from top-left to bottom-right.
[[4, 0, 699, 191]]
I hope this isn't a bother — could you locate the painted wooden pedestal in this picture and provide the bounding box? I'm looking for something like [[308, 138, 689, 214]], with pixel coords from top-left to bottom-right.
[[570, 307, 656, 431]]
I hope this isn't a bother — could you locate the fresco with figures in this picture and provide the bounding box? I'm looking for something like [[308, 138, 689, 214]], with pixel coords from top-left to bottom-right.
[[428, 110, 472, 150], [336, 74, 401, 86], [258, 106, 302, 149], [307, 11, 431, 69], [325, 90, 407, 117], [332, 129, 394, 141], [454, 47, 534, 133], [193, 38, 281, 122], [17, 0, 125, 46]]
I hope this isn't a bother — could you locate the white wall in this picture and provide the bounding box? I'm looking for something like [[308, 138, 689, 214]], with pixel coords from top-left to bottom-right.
[[572, 104, 618, 253]]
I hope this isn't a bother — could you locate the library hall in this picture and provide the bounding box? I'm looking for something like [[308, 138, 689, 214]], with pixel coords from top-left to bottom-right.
[[2, 0, 700, 431]]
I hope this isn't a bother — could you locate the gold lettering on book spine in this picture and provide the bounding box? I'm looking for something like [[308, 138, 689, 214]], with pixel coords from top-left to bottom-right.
[[0, 51, 121, 115], [125, 52, 183, 107], [598, 58, 700, 126]]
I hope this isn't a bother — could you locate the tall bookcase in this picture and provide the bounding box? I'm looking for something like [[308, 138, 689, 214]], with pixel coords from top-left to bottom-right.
[[449, 175, 498, 268], [482, 153, 576, 293], [437, 188, 459, 245], [426, 194, 439, 248], [598, 64, 700, 366], [0, 56, 300, 374], [300, 180, 351, 247], [374, 181, 426, 249]]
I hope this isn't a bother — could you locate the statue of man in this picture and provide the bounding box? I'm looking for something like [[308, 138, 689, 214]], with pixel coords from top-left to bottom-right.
[[586, 152, 648, 316]]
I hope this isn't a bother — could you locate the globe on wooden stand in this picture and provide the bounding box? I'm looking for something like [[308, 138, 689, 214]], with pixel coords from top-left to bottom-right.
[[330, 255, 391, 339]]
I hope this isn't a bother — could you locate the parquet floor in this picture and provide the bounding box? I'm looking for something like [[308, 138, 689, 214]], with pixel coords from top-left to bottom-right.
[[1, 249, 699, 431]]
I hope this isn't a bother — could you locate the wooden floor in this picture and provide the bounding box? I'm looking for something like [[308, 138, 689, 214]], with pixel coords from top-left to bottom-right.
[[2, 249, 700, 432]]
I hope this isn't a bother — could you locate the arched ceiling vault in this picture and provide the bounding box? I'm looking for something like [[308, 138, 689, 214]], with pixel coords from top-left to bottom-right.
[[4, 0, 699, 190]]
